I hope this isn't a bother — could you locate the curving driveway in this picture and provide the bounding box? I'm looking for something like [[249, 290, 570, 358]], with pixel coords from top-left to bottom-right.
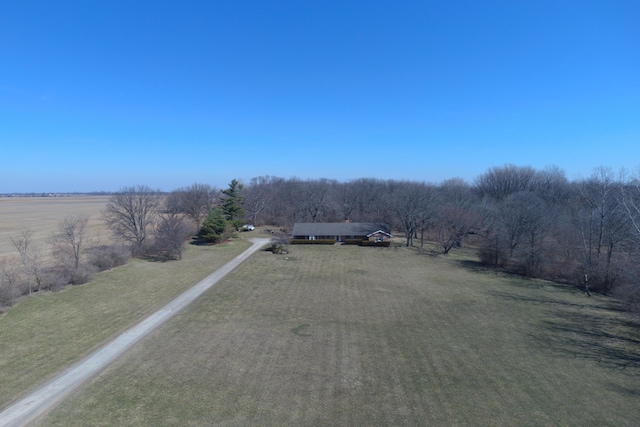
[[0, 238, 270, 427]]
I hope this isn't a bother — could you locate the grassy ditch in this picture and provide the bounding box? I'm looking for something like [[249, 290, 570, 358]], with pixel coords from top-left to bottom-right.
[[0, 238, 251, 409], [41, 244, 640, 426]]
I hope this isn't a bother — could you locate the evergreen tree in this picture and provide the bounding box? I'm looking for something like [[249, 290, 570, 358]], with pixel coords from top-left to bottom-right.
[[199, 207, 229, 243], [221, 179, 245, 228]]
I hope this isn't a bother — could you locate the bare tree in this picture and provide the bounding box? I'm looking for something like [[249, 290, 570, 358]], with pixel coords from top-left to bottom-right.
[[475, 164, 539, 201], [393, 181, 436, 247], [575, 168, 629, 291], [0, 257, 20, 305], [154, 213, 194, 260], [10, 228, 45, 293], [166, 183, 218, 229], [103, 185, 161, 256], [512, 192, 553, 276], [620, 168, 640, 238], [51, 215, 89, 270], [435, 178, 480, 254], [243, 176, 273, 226], [300, 179, 333, 223]]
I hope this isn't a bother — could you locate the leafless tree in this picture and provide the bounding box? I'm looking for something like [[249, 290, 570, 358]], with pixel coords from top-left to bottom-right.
[[103, 185, 161, 256], [436, 178, 480, 254], [512, 192, 553, 276], [300, 178, 333, 223], [0, 257, 20, 305], [536, 165, 571, 205], [619, 168, 640, 239], [342, 178, 389, 222], [243, 176, 273, 226], [574, 168, 629, 291], [154, 213, 194, 260], [10, 228, 45, 293], [166, 183, 218, 228], [51, 215, 89, 270], [393, 181, 436, 246], [475, 164, 539, 201]]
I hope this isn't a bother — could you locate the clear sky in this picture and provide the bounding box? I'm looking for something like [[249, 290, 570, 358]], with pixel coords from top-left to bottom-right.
[[1, 1, 639, 192]]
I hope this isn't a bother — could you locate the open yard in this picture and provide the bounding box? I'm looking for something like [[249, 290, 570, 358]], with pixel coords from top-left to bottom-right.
[[0, 196, 111, 260], [0, 239, 251, 410], [31, 244, 640, 426]]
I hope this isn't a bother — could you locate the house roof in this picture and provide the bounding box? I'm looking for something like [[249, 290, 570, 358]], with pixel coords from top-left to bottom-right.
[[367, 230, 393, 238], [292, 222, 391, 237]]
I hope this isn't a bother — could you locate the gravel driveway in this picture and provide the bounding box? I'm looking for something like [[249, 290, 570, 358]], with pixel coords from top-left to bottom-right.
[[0, 238, 270, 427]]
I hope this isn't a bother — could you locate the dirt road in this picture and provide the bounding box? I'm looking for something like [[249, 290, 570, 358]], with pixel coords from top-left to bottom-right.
[[0, 238, 270, 427]]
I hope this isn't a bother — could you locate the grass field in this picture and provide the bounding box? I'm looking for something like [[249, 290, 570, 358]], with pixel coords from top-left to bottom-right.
[[0, 196, 111, 260], [0, 238, 251, 410], [36, 244, 640, 426]]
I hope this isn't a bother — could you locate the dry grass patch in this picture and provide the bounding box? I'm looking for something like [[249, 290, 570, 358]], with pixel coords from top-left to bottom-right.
[[0, 238, 251, 409], [41, 244, 640, 426]]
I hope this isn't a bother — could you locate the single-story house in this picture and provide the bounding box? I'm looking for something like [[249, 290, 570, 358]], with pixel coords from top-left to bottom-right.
[[291, 222, 392, 243]]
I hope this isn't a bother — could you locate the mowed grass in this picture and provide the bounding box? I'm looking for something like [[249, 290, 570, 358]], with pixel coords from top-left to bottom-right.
[[40, 244, 640, 426], [0, 238, 251, 409], [0, 196, 111, 260]]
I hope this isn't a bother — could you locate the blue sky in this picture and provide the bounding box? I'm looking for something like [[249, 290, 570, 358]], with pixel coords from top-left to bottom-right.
[[1, 1, 639, 192]]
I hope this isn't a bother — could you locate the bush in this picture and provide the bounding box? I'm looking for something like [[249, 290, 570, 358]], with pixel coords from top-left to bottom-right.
[[0, 282, 19, 306], [344, 239, 363, 245], [290, 239, 336, 245], [269, 232, 290, 254], [87, 243, 131, 271], [359, 241, 391, 247]]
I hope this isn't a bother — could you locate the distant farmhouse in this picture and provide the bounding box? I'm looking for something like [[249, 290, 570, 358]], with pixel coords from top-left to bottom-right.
[[291, 222, 392, 245]]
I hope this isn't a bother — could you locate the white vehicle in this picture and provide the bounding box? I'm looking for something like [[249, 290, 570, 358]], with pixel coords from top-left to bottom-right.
[[242, 224, 255, 231]]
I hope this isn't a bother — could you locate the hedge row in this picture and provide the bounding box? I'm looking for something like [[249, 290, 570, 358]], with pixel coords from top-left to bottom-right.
[[290, 239, 337, 245], [344, 239, 363, 245], [290, 239, 390, 247], [360, 241, 391, 247]]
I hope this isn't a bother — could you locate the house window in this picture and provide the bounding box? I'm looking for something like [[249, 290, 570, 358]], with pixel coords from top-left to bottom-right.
[[309, 235, 316, 240], [376, 236, 384, 242]]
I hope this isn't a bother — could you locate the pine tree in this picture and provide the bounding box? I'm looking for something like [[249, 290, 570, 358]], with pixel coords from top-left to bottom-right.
[[199, 207, 229, 243], [221, 179, 245, 229]]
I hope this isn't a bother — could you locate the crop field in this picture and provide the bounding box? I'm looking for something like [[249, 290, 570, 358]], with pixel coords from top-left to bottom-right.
[[37, 244, 640, 426], [0, 196, 111, 260]]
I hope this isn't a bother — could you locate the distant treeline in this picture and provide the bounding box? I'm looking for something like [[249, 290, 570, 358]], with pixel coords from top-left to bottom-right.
[[0, 192, 119, 197], [3, 164, 640, 315]]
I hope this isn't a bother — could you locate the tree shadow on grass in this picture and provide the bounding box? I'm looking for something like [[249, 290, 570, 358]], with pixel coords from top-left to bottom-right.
[[189, 237, 214, 246], [488, 286, 640, 394], [605, 382, 640, 397], [538, 307, 638, 370], [487, 289, 619, 311]]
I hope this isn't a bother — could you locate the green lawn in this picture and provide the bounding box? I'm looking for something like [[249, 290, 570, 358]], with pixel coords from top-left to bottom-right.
[[0, 238, 251, 409], [39, 244, 640, 426]]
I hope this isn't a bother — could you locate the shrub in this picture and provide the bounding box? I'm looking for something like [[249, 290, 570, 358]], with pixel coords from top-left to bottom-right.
[[359, 241, 390, 247], [290, 239, 336, 245], [0, 281, 19, 306], [87, 243, 131, 271], [269, 232, 290, 254], [344, 239, 363, 245]]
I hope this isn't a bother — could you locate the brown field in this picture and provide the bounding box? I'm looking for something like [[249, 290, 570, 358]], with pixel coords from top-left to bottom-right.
[[0, 196, 111, 260], [37, 244, 640, 426]]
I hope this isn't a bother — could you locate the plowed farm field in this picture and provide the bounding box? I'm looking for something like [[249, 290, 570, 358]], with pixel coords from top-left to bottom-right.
[[0, 196, 111, 260]]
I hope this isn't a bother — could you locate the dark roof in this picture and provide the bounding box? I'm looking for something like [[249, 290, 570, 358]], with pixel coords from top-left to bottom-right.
[[292, 222, 390, 237]]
